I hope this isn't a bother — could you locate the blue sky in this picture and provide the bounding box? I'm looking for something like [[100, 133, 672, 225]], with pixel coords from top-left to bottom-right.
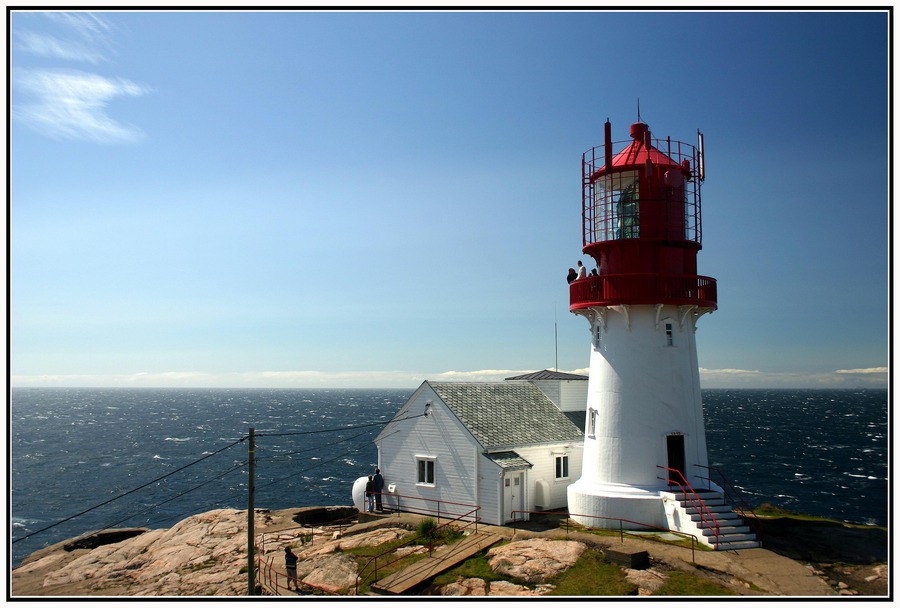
[[9, 8, 890, 389]]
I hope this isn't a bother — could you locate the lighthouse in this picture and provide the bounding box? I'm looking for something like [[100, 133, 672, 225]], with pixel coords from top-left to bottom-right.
[[566, 116, 731, 541]]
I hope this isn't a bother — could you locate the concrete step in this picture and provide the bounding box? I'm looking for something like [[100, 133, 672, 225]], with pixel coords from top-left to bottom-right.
[[688, 511, 742, 523], [699, 526, 752, 537], [682, 503, 733, 514], [715, 539, 762, 551]]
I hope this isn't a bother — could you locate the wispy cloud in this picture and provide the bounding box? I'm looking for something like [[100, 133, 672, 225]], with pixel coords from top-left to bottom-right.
[[835, 367, 889, 375], [12, 11, 148, 143], [44, 11, 114, 44], [14, 68, 150, 143], [14, 31, 106, 63]]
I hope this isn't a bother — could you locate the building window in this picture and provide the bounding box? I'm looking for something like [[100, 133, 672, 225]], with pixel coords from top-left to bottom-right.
[[555, 455, 569, 480], [593, 325, 601, 349], [665, 322, 674, 346], [588, 409, 597, 437], [416, 457, 435, 486]]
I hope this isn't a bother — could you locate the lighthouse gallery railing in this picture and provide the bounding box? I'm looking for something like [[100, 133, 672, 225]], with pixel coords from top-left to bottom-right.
[[570, 273, 717, 309]]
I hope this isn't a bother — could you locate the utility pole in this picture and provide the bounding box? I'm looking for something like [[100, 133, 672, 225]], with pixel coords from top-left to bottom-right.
[[247, 427, 256, 595]]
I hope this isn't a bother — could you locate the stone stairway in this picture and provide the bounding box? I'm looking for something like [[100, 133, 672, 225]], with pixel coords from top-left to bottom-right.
[[661, 489, 761, 551]]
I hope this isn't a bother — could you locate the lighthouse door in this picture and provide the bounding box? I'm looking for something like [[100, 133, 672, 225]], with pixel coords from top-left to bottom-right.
[[666, 434, 687, 486], [503, 473, 524, 522]]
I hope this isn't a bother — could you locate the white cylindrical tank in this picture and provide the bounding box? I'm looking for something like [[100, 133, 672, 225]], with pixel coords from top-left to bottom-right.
[[568, 304, 711, 529], [351, 476, 369, 512]]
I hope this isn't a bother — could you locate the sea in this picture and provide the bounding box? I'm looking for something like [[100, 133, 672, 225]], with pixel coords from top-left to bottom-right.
[[10, 387, 889, 568]]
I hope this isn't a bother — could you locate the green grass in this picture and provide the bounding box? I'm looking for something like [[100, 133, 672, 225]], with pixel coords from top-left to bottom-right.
[[546, 548, 638, 596], [653, 569, 738, 596], [432, 552, 507, 586]]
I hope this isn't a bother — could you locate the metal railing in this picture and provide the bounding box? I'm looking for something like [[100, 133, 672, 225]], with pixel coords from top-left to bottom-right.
[[256, 512, 359, 595], [569, 273, 717, 310], [657, 466, 721, 550], [511, 509, 702, 564], [695, 464, 764, 540], [354, 493, 481, 594]]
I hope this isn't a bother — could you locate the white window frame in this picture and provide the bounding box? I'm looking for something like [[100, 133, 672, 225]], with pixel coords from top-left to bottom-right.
[[664, 321, 674, 347], [415, 455, 436, 486], [554, 455, 570, 480], [588, 409, 597, 438]]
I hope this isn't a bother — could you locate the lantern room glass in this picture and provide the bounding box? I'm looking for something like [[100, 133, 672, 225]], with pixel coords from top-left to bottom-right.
[[593, 170, 639, 241]]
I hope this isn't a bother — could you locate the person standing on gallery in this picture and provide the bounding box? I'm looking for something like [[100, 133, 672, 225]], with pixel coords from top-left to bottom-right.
[[576, 260, 586, 280], [373, 468, 385, 511]]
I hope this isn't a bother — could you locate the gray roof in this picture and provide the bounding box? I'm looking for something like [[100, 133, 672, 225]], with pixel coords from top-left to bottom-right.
[[485, 451, 533, 470], [505, 369, 589, 381], [428, 382, 583, 449]]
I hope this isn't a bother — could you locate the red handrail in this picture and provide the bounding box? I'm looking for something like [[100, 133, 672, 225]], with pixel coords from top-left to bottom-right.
[[255, 512, 359, 595], [657, 466, 720, 549], [354, 493, 482, 594], [512, 509, 701, 564], [694, 464, 764, 540]]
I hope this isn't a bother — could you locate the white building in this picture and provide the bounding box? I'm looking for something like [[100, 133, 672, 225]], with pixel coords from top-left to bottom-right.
[[374, 374, 585, 526]]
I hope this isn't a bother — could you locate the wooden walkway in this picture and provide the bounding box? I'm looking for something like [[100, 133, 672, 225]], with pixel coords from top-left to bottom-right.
[[370, 532, 502, 595]]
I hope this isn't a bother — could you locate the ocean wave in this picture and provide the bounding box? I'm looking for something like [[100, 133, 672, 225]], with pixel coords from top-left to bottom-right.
[[164, 437, 192, 442]]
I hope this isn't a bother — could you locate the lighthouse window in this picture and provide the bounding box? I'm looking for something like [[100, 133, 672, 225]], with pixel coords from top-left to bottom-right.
[[665, 322, 674, 346], [555, 455, 569, 480], [593, 325, 601, 349], [594, 170, 640, 241], [416, 457, 435, 486]]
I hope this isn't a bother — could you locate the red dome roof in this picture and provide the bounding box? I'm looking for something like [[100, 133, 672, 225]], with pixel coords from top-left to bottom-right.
[[602, 122, 681, 172]]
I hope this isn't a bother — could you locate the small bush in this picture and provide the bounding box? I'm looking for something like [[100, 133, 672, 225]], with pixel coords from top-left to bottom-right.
[[417, 517, 439, 540]]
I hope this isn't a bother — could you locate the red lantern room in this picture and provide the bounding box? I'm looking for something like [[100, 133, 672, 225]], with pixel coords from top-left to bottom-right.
[[570, 119, 717, 311]]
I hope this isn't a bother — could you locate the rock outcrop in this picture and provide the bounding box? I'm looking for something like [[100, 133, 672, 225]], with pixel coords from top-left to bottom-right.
[[486, 538, 586, 583]]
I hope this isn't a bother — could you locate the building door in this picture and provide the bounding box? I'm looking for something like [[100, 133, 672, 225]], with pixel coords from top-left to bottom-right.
[[503, 472, 525, 522], [666, 434, 686, 486]]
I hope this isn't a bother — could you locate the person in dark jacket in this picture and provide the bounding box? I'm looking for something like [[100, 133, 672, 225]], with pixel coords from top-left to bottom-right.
[[373, 468, 385, 511], [365, 475, 375, 512], [284, 546, 298, 591]]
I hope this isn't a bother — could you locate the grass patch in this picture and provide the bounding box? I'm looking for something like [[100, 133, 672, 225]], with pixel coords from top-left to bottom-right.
[[754, 503, 831, 521], [654, 569, 738, 596], [432, 552, 506, 586], [547, 548, 638, 596]]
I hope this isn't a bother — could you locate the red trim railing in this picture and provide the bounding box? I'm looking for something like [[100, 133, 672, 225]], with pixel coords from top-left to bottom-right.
[[570, 273, 717, 310], [695, 464, 764, 540], [657, 466, 721, 550], [373, 491, 481, 526], [256, 512, 359, 595], [512, 509, 701, 564], [354, 493, 481, 594]]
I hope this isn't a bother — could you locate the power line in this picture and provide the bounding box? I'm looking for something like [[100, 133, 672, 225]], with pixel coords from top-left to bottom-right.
[[13, 414, 421, 545], [92, 461, 247, 534], [12, 437, 245, 544]]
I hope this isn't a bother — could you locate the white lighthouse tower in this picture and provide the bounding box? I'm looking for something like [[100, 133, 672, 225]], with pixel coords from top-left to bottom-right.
[[566, 117, 754, 548]]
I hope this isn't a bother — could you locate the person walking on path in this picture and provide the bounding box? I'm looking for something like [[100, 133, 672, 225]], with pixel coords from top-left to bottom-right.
[[373, 468, 385, 511], [284, 546, 298, 591]]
